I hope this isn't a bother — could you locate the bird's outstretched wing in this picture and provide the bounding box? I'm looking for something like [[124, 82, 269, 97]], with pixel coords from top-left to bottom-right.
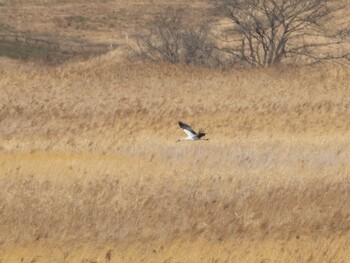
[[178, 121, 197, 137]]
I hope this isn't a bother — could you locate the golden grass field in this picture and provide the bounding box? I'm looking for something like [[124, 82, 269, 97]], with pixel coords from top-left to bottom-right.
[[1, 0, 350, 262]]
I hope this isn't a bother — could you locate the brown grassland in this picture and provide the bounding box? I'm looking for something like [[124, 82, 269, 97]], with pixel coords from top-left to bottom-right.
[[1, 0, 350, 262]]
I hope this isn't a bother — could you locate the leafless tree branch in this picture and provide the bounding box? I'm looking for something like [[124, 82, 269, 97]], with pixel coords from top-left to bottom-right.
[[131, 8, 221, 67], [211, 0, 349, 67]]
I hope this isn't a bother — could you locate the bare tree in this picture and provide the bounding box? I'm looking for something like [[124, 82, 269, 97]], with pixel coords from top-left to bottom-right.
[[132, 8, 219, 67], [134, 8, 184, 63], [212, 0, 350, 67], [182, 25, 220, 66]]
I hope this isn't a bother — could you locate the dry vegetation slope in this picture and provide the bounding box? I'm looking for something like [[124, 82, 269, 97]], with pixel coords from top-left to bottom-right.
[[0, 0, 207, 44], [0, 0, 350, 263]]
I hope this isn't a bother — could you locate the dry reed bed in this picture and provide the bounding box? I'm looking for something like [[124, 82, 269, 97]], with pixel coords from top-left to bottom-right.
[[1, 150, 350, 262], [1, 52, 350, 261], [1, 51, 350, 139], [1, 236, 350, 262], [0, 0, 349, 261]]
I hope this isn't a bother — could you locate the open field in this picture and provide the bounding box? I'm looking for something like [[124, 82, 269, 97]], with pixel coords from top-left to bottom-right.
[[0, 0, 208, 47], [1, 0, 350, 262], [0, 0, 210, 64], [1, 52, 350, 262]]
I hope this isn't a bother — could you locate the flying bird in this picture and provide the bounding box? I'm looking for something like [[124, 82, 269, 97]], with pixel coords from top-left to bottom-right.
[[177, 121, 208, 142]]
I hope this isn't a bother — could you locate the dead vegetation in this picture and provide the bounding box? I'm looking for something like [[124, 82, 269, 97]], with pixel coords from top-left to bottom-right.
[[211, 0, 350, 66], [132, 8, 220, 67], [131, 0, 350, 67], [1, 52, 350, 261], [0, 0, 350, 262]]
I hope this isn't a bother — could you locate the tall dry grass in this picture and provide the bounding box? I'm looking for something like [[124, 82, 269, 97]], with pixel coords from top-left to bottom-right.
[[0, 1, 350, 261], [1, 47, 350, 262]]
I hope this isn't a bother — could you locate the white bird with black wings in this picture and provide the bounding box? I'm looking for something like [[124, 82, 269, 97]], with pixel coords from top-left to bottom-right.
[[177, 121, 208, 142]]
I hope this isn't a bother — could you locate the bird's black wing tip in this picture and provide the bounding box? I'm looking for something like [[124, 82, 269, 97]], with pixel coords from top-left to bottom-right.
[[198, 132, 206, 138]]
